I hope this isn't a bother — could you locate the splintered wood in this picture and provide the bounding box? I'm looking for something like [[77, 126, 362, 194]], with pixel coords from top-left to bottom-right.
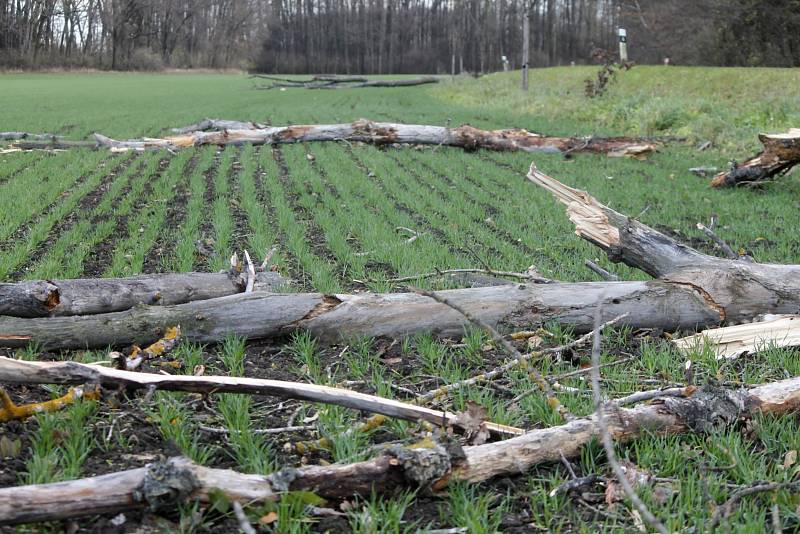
[[673, 315, 800, 359]]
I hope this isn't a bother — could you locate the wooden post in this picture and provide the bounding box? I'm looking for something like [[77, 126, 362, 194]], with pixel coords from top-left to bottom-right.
[[522, 3, 530, 91], [618, 28, 628, 62]]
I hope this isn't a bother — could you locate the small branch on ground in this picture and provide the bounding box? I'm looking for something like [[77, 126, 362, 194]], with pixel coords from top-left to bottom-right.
[[589, 303, 670, 534], [585, 259, 619, 281], [696, 217, 738, 260], [412, 286, 575, 421]]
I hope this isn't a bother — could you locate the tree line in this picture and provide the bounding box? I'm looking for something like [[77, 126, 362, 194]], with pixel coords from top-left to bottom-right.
[[0, 0, 798, 71]]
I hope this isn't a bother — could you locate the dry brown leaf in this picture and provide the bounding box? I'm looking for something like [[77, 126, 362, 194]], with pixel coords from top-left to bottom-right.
[[783, 450, 797, 470], [453, 400, 490, 445], [258, 512, 278, 525]]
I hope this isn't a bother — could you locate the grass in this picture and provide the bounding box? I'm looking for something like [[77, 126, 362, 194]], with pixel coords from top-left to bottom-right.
[[0, 67, 799, 532]]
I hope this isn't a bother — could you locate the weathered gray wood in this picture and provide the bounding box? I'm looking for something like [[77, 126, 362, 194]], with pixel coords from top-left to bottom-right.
[[170, 119, 268, 134], [0, 132, 61, 141], [0, 357, 522, 437], [87, 119, 658, 157], [527, 165, 800, 323], [0, 271, 288, 318], [0, 281, 722, 349], [1, 376, 798, 525]]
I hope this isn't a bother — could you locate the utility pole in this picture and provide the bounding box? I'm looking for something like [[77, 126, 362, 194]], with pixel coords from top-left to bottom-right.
[[522, 2, 530, 91], [618, 28, 628, 62]]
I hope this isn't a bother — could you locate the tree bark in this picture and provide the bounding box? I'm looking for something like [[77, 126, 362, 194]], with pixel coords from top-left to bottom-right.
[[2, 168, 799, 350], [170, 119, 268, 134], [0, 271, 288, 318], [0, 357, 522, 437], [711, 129, 800, 187], [1, 376, 798, 525], [86, 119, 658, 157]]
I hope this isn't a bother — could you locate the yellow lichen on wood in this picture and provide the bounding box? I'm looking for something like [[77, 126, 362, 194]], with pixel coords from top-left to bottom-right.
[[0, 386, 100, 423]]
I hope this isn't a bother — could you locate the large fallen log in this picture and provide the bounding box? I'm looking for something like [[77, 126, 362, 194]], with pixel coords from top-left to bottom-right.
[[1, 375, 798, 525], [711, 129, 800, 187], [0, 271, 287, 318], [4, 120, 657, 157], [0, 357, 522, 437], [2, 167, 798, 350]]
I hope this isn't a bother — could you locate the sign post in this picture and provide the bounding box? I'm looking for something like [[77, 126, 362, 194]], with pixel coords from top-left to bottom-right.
[[618, 28, 628, 62]]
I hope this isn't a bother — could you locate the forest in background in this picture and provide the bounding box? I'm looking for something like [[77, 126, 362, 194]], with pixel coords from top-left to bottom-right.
[[0, 0, 798, 72]]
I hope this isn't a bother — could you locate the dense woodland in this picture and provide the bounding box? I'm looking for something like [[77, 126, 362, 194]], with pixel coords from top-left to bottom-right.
[[0, 0, 798, 71]]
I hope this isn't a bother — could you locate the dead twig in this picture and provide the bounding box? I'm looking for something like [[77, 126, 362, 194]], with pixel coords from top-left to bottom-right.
[[589, 302, 669, 534], [585, 259, 619, 281], [232, 501, 257, 534], [412, 286, 575, 421], [696, 217, 738, 260]]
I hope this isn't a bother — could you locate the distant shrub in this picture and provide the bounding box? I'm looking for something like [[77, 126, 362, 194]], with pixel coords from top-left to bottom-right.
[[128, 48, 164, 71], [584, 48, 633, 98]]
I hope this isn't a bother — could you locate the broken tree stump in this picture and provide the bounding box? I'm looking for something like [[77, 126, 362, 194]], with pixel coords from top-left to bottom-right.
[[1, 376, 798, 525], [711, 129, 800, 187], [0, 271, 288, 318]]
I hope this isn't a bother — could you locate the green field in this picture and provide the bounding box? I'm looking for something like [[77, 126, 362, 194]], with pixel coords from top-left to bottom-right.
[[1, 67, 799, 532]]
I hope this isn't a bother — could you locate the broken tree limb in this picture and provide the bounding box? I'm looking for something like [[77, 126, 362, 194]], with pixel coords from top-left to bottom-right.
[[711, 129, 800, 187], [169, 119, 268, 134], [0, 357, 523, 438], [1, 376, 798, 525], [673, 315, 800, 360], [0, 132, 61, 141], [0, 271, 288, 318], [6, 119, 658, 157], [526, 164, 800, 321], [320, 77, 440, 88]]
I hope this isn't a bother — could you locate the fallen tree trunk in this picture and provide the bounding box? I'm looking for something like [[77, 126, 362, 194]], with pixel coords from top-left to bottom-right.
[[0, 282, 729, 349], [0, 271, 287, 318], [0, 357, 522, 437], [2, 120, 658, 157], [2, 168, 798, 350], [309, 77, 440, 89], [711, 129, 800, 187], [1, 376, 798, 525]]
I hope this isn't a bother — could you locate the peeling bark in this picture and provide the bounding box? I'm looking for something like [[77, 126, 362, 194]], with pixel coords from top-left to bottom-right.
[[711, 129, 800, 187], [0, 271, 288, 318], [1, 376, 798, 525]]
